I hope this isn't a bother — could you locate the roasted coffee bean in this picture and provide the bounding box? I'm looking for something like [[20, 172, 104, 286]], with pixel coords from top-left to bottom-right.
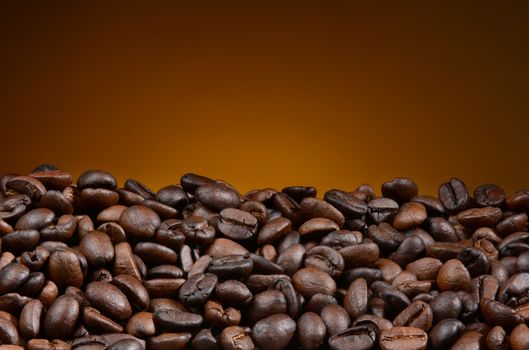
[[411, 195, 446, 217], [379, 326, 428, 350], [457, 207, 503, 229], [437, 259, 471, 291], [0, 263, 30, 295], [300, 197, 345, 227], [304, 245, 344, 278], [457, 247, 489, 278], [148, 332, 192, 350], [344, 278, 368, 321], [340, 241, 379, 268], [204, 300, 241, 327], [251, 314, 296, 350], [79, 231, 114, 268], [249, 290, 287, 321], [367, 197, 399, 224], [328, 323, 379, 350], [85, 282, 132, 320], [181, 216, 216, 246], [77, 170, 117, 190], [393, 202, 427, 231], [218, 208, 258, 240], [134, 242, 177, 266], [480, 298, 523, 329], [207, 254, 253, 280], [393, 300, 433, 331], [43, 295, 79, 340], [220, 326, 254, 350], [292, 267, 336, 299], [119, 205, 161, 239], [195, 182, 240, 211], [48, 248, 84, 290], [429, 291, 462, 322], [428, 318, 465, 350], [510, 323, 529, 350], [382, 178, 419, 204], [215, 280, 253, 306], [367, 223, 404, 252], [178, 273, 217, 306], [276, 244, 306, 276], [82, 306, 124, 333], [154, 309, 203, 331], [6, 176, 46, 202], [324, 189, 368, 218], [297, 312, 326, 350], [321, 304, 351, 336], [439, 178, 470, 213]]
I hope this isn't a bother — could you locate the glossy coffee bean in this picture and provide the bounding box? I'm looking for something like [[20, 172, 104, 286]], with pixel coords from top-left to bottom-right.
[[85, 282, 132, 320], [328, 323, 378, 350], [379, 326, 428, 350], [119, 205, 161, 239], [252, 314, 296, 350], [297, 312, 326, 350], [292, 268, 336, 299], [220, 326, 254, 350], [178, 273, 218, 306], [321, 304, 351, 336], [218, 208, 258, 240], [43, 295, 79, 340]]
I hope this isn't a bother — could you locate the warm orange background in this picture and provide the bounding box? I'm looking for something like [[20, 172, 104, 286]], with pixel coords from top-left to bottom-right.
[[1, 2, 529, 196]]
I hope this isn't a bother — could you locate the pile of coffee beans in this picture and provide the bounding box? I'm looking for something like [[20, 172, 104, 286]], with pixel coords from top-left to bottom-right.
[[1, 165, 529, 349]]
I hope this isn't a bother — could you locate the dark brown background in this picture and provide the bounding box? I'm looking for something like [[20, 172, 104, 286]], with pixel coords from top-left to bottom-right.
[[1, 2, 528, 196]]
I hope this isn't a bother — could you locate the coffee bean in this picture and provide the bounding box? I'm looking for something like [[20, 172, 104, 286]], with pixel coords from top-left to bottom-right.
[[195, 182, 240, 211], [367, 197, 399, 224], [297, 312, 326, 350], [344, 278, 368, 321], [6, 176, 46, 202], [85, 282, 132, 321], [218, 208, 258, 240], [178, 273, 217, 306], [382, 178, 419, 204], [328, 323, 378, 350], [252, 314, 296, 350], [216, 280, 253, 306], [428, 318, 465, 350], [457, 207, 503, 229], [438, 178, 470, 213], [148, 332, 192, 350], [0, 263, 30, 295], [220, 326, 254, 350], [321, 304, 351, 336], [257, 217, 292, 245], [77, 170, 117, 190], [292, 267, 336, 299], [208, 254, 253, 280], [324, 189, 368, 218], [119, 205, 161, 239], [43, 295, 79, 340], [379, 326, 428, 350], [430, 291, 462, 322], [437, 259, 471, 291], [79, 231, 114, 268], [191, 328, 219, 350], [392, 202, 427, 231], [154, 309, 203, 331], [393, 300, 433, 331]]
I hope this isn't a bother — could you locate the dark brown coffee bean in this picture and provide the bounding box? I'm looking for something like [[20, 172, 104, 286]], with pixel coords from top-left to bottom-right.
[[6, 176, 46, 202], [82, 306, 124, 333], [208, 254, 253, 280], [457, 207, 503, 229], [218, 208, 257, 240], [155, 185, 189, 211], [273, 192, 304, 225], [251, 314, 296, 350], [429, 291, 462, 322], [276, 244, 306, 276], [292, 267, 336, 299], [300, 197, 345, 227], [324, 189, 368, 218], [451, 331, 484, 350], [43, 295, 79, 340], [220, 326, 254, 350], [393, 202, 427, 231], [299, 218, 340, 238], [328, 323, 378, 350], [457, 247, 489, 278], [204, 300, 241, 327], [108, 338, 144, 350], [257, 218, 292, 245], [15, 208, 55, 231], [506, 189, 529, 212], [249, 252, 284, 274], [304, 245, 344, 278], [510, 323, 529, 350], [297, 312, 326, 350], [148, 332, 192, 350], [481, 298, 523, 329], [367, 223, 404, 252], [367, 197, 399, 224], [85, 282, 132, 320], [40, 214, 77, 241], [0, 263, 30, 295], [474, 184, 505, 207], [111, 274, 149, 310], [2, 229, 40, 255], [381, 178, 418, 204], [437, 259, 471, 292], [195, 182, 240, 211], [29, 169, 72, 191], [154, 309, 203, 331], [119, 205, 161, 239], [0, 313, 20, 345], [344, 278, 368, 321], [393, 300, 433, 331], [411, 195, 446, 217], [379, 326, 427, 350], [340, 242, 379, 268], [485, 325, 508, 350], [113, 242, 142, 281], [79, 231, 114, 268], [250, 290, 287, 321], [216, 280, 252, 306], [19, 299, 43, 340], [180, 216, 215, 246], [428, 318, 465, 350], [496, 213, 528, 236], [134, 242, 177, 266], [178, 272, 217, 307], [48, 248, 84, 290], [392, 235, 425, 267], [77, 170, 117, 190], [125, 311, 156, 338], [439, 178, 470, 213], [321, 304, 351, 336]]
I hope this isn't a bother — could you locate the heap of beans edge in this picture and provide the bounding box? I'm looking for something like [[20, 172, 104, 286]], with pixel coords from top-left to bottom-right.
[[1, 164, 529, 349]]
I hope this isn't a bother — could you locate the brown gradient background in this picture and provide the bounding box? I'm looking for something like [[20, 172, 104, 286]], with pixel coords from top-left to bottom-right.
[[1, 2, 529, 196]]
